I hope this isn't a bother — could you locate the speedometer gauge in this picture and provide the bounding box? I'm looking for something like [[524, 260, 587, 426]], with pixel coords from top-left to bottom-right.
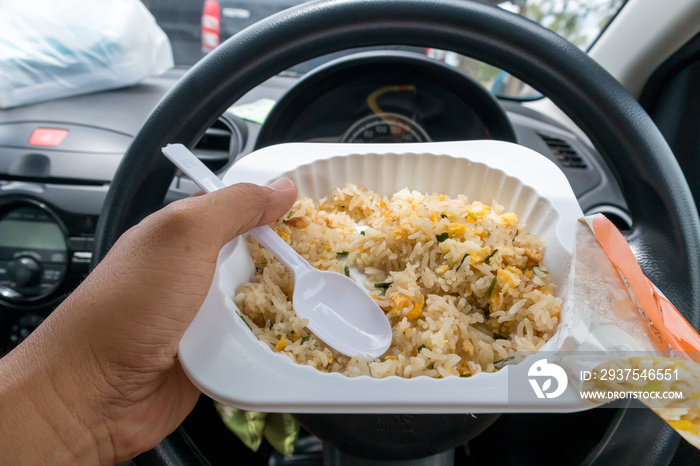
[[341, 113, 431, 143]]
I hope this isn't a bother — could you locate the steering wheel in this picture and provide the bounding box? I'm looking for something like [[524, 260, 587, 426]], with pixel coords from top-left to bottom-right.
[[93, 0, 700, 463]]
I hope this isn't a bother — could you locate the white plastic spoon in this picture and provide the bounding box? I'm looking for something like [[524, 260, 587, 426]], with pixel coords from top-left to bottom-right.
[[162, 144, 392, 358]]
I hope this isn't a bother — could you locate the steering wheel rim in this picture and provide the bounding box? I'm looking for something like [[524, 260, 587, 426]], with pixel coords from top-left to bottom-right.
[[93, 0, 699, 462]]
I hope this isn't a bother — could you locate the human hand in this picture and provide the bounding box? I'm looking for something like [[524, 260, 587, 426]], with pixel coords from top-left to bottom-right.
[[0, 179, 297, 464]]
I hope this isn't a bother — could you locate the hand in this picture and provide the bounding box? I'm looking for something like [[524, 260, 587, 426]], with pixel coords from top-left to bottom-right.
[[0, 179, 297, 464]]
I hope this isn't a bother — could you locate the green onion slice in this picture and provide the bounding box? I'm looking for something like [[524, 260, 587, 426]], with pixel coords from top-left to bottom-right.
[[237, 313, 252, 331], [494, 356, 515, 370], [484, 249, 499, 265], [484, 276, 498, 299], [457, 253, 470, 271]]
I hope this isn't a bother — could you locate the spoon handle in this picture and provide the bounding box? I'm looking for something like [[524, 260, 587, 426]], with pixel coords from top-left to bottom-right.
[[248, 226, 309, 272], [162, 143, 310, 273], [162, 143, 227, 192]]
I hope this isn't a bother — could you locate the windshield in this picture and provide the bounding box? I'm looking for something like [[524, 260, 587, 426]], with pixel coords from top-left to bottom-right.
[[485, 0, 626, 98], [143, 0, 625, 99], [500, 0, 625, 49], [141, 0, 625, 99]]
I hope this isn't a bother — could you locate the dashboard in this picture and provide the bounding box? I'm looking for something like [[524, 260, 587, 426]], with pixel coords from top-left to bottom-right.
[[255, 53, 516, 145], [0, 52, 630, 355]]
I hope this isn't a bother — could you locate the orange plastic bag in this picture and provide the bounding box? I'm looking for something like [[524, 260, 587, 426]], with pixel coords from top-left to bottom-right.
[[580, 214, 700, 446]]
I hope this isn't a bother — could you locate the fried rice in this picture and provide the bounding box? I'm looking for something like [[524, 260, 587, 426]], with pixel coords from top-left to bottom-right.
[[234, 184, 561, 378]]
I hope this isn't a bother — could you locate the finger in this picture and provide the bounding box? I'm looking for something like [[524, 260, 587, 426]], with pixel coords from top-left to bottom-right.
[[166, 178, 297, 247], [187, 190, 206, 198]]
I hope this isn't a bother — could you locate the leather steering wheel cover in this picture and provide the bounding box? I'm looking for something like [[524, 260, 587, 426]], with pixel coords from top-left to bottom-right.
[[93, 0, 698, 463]]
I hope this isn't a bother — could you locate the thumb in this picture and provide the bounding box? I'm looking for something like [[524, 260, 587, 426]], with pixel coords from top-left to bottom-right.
[[167, 178, 298, 248], [106, 178, 297, 272]]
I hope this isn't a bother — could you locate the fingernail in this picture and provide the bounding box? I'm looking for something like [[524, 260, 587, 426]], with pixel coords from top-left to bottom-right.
[[268, 177, 295, 191]]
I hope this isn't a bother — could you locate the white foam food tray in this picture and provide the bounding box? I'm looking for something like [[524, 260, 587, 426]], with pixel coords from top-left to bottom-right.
[[178, 141, 584, 413]]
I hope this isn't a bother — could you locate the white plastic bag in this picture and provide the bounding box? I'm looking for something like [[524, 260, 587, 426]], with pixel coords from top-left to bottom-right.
[[0, 0, 174, 109]]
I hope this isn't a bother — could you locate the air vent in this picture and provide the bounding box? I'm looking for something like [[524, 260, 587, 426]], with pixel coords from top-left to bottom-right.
[[193, 119, 233, 172], [539, 134, 587, 169]]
